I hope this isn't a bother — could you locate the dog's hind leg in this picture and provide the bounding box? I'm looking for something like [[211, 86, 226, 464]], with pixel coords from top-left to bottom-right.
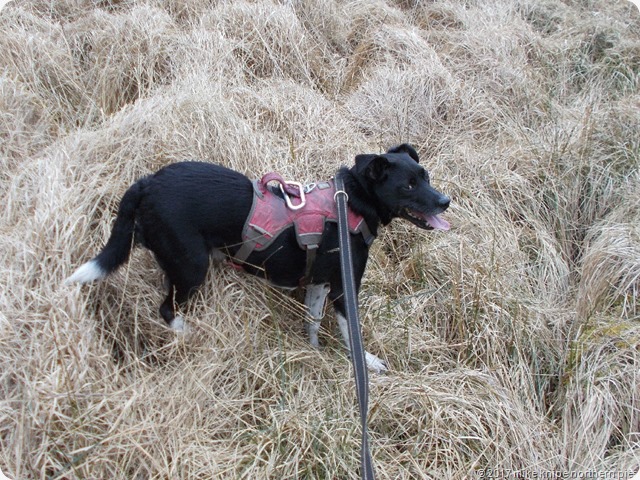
[[159, 285, 183, 331], [157, 249, 210, 332], [304, 283, 330, 348]]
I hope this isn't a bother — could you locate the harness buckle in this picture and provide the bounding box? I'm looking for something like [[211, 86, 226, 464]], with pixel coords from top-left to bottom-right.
[[280, 181, 306, 210]]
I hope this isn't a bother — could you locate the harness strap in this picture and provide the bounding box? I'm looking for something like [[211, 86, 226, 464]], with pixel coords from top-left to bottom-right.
[[304, 245, 317, 284], [335, 173, 376, 480], [233, 227, 265, 266], [259, 172, 302, 197]]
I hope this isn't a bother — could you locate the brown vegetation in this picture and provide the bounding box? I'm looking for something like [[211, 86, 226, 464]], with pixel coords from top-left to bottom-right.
[[0, 0, 638, 478]]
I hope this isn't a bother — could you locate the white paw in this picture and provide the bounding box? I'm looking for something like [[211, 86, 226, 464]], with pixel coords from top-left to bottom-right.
[[169, 316, 189, 334], [366, 351, 388, 373]]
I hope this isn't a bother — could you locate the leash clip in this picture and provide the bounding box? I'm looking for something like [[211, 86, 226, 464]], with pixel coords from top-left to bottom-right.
[[280, 181, 306, 210]]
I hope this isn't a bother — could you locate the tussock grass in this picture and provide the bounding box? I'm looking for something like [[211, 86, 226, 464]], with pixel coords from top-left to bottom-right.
[[1, 0, 639, 478]]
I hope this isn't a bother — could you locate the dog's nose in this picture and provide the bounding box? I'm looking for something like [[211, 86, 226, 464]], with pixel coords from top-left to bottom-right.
[[438, 194, 450, 211]]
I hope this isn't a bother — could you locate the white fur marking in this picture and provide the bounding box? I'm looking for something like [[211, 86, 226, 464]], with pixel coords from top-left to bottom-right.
[[365, 352, 388, 374], [65, 259, 106, 285], [305, 284, 330, 348], [169, 315, 189, 333], [305, 284, 330, 320], [306, 321, 321, 349], [336, 313, 388, 373]]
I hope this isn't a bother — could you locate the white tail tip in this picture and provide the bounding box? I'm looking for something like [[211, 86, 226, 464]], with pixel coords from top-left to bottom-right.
[[65, 259, 107, 285]]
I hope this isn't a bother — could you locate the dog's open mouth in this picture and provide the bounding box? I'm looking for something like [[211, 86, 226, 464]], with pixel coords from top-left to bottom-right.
[[403, 209, 450, 231]]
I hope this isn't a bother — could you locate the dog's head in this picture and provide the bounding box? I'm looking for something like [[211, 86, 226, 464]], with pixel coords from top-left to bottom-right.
[[353, 144, 450, 231]]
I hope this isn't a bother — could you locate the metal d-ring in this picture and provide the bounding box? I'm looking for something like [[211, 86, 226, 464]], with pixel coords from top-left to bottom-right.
[[334, 189, 349, 203]]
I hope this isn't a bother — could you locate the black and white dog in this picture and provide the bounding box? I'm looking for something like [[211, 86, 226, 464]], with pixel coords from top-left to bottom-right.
[[67, 144, 450, 372]]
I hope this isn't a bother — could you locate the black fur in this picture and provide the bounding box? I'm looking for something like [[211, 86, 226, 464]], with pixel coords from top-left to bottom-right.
[[71, 144, 450, 328]]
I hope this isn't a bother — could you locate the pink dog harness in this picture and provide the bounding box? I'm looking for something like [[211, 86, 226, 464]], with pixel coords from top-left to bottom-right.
[[233, 172, 374, 281]]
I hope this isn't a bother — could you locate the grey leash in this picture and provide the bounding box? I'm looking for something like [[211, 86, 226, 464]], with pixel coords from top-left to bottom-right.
[[334, 173, 375, 480]]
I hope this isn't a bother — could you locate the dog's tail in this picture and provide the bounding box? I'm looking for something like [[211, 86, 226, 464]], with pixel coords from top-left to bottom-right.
[[66, 179, 146, 284]]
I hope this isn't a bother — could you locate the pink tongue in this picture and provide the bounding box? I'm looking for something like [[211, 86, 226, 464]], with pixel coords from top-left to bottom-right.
[[426, 215, 450, 231]]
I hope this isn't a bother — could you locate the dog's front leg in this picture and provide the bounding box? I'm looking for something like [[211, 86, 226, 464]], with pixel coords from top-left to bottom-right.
[[304, 283, 331, 348], [335, 311, 388, 374]]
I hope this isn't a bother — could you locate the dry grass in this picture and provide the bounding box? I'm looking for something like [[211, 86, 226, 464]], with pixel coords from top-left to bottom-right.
[[1, 0, 639, 478]]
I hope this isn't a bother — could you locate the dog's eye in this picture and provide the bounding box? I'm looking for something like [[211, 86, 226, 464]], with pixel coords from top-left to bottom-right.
[[407, 178, 417, 190]]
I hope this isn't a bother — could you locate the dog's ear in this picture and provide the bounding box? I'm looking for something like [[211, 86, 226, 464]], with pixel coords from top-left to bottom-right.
[[387, 143, 420, 163], [355, 154, 390, 182]]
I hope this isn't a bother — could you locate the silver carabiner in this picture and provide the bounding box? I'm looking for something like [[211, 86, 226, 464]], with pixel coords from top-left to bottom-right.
[[280, 181, 306, 210]]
